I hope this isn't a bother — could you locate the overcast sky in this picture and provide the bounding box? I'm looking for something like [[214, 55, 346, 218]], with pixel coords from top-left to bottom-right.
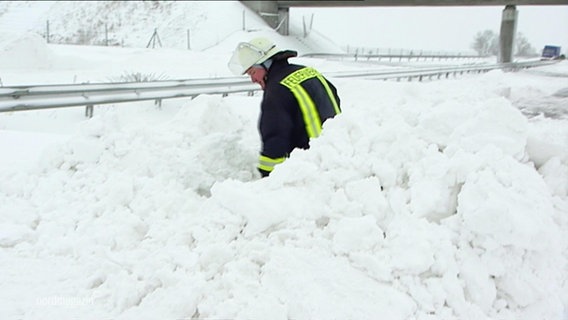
[[291, 5, 568, 54]]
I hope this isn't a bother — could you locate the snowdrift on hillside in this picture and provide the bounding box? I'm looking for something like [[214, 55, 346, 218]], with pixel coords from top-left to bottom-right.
[[0, 1, 270, 50], [0, 32, 54, 69]]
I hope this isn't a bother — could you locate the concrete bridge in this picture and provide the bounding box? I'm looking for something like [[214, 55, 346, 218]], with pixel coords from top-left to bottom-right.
[[241, 0, 568, 63]]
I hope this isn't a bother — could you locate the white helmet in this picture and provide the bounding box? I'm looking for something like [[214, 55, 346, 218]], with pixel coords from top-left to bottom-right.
[[228, 37, 280, 75]]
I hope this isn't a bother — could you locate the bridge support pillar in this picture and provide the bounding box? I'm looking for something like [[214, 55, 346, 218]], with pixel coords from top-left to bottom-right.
[[241, 1, 289, 35], [499, 5, 518, 63]]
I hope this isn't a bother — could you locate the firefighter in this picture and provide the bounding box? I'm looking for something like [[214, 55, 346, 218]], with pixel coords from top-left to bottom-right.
[[228, 37, 341, 177]]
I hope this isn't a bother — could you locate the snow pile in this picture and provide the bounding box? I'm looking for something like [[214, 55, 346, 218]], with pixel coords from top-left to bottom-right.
[[0, 31, 54, 69], [2, 63, 567, 318]]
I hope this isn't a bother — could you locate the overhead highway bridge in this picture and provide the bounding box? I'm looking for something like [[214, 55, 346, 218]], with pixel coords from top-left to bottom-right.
[[241, 0, 568, 63]]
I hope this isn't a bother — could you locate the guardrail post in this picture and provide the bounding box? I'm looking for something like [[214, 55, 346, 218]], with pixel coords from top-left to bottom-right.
[[46, 20, 50, 43], [155, 99, 162, 109], [85, 105, 94, 118]]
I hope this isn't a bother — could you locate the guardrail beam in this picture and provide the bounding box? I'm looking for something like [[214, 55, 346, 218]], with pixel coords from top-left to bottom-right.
[[0, 60, 558, 114]]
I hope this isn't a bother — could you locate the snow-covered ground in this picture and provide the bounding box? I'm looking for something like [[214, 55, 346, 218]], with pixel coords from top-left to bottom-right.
[[1, 1, 568, 320]]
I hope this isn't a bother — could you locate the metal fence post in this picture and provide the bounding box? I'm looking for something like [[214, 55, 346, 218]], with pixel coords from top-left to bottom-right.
[[187, 29, 190, 50], [46, 20, 50, 43], [85, 105, 94, 118]]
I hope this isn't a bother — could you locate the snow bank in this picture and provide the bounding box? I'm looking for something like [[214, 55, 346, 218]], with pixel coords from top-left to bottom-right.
[[0, 32, 54, 69], [29, 1, 270, 50], [4, 65, 567, 319]]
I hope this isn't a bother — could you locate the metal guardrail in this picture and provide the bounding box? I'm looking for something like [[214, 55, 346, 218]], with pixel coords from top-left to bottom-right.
[[303, 52, 482, 61], [0, 77, 259, 117], [0, 60, 558, 117], [327, 60, 557, 80]]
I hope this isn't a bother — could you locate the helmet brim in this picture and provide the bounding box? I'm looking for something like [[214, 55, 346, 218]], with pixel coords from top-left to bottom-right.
[[227, 42, 279, 75]]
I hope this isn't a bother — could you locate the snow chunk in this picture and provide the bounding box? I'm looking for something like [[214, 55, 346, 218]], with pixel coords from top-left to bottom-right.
[[330, 215, 384, 254], [446, 97, 528, 160], [458, 154, 559, 251]]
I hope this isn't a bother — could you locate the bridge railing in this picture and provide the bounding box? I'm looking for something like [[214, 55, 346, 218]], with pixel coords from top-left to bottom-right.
[[0, 60, 557, 117]]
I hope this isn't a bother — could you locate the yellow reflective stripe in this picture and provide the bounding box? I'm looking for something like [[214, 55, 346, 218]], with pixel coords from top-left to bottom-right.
[[280, 67, 319, 88], [316, 74, 341, 115], [280, 67, 340, 138], [281, 67, 324, 138], [289, 86, 322, 138], [258, 155, 286, 172]]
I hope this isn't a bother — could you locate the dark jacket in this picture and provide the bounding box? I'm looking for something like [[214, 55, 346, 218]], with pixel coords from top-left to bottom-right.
[[258, 50, 341, 177]]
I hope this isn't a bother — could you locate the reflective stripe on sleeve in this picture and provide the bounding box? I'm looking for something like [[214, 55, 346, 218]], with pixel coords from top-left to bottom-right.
[[258, 155, 286, 173], [316, 74, 341, 115]]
